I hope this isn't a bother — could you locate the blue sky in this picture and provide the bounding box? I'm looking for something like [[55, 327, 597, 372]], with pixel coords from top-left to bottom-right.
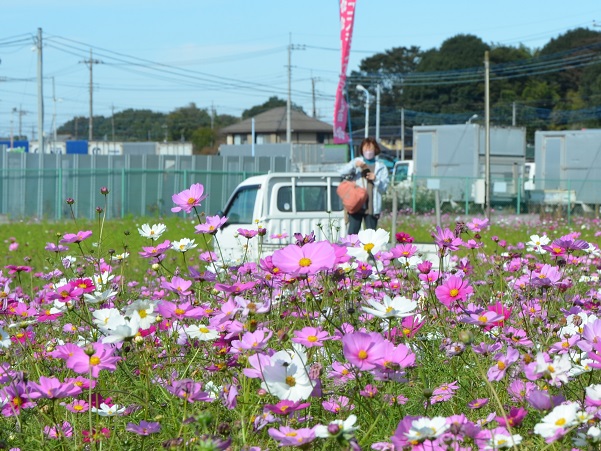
[[1, 0, 601, 138]]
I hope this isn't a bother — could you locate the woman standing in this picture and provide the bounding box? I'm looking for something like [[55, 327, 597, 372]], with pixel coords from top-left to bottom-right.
[[339, 137, 389, 234]]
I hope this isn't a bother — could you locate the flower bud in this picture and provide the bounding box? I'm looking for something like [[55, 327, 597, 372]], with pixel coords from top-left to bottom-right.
[[65, 197, 75, 205], [100, 187, 109, 195]]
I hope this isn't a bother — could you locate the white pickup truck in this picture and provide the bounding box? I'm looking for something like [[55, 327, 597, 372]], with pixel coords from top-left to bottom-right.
[[216, 172, 346, 263]]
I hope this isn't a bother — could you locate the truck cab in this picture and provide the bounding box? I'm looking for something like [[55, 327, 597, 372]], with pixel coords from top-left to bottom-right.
[[216, 172, 346, 263]]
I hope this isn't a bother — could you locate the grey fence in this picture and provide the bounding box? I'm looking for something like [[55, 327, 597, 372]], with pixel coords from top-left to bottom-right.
[[390, 174, 601, 223], [0, 152, 290, 220]]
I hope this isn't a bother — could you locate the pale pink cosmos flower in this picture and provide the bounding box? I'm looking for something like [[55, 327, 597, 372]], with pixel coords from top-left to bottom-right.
[[342, 332, 387, 371], [195, 215, 228, 234], [466, 217, 489, 232], [171, 183, 207, 213], [292, 326, 330, 348], [28, 376, 82, 399], [230, 329, 273, 353], [65, 343, 121, 378], [487, 347, 520, 381], [63, 399, 90, 413], [60, 230, 93, 244]]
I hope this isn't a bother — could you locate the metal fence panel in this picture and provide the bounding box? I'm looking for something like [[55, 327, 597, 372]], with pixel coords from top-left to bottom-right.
[[0, 153, 289, 220]]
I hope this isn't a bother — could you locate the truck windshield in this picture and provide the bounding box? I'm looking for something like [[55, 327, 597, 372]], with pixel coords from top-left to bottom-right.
[[223, 185, 259, 224]]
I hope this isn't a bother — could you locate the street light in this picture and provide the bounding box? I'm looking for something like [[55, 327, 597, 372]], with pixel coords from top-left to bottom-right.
[[466, 114, 478, 124], [356, 84, 370, 138]]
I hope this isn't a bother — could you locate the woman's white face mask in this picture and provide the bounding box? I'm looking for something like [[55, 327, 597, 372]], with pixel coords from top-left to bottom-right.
[[363, 150, 375, 160]]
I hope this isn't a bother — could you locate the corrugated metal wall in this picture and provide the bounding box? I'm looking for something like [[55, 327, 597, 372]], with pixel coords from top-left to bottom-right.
[[0, 153, 289, 220]]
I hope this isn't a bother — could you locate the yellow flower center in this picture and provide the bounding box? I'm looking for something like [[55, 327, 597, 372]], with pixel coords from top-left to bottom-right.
[[187, 197, 196, 205], [175, 308, 185, 315], [73, 404, 84, 411], [199, 327, 210, 334], [285, 376, 296, 387], [478, 315, 488, 323], [358, 350, 368, 360], [138, 309, 147, 319], [299, 258, 312, 267], [497, 361, 506, 370], [285, 431, 297, 437], [307, 335, 318, 342], [90, 356, 101, 366], [449, 288, 459, 297], [363, 243, 375, 253], [555, 418, 566, 426]]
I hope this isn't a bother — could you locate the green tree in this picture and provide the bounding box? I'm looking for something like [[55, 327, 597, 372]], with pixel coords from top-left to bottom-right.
[[166, 103, 211, 142], [241, 96, 305, 119]]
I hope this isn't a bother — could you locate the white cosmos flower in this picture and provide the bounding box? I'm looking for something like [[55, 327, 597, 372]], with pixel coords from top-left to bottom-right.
[[102, 316, 140, 344], [362, 295, 417, 319], [535, 352, 572, 386], [111, 252, 130, 261], [487, 431, 523, 449], [404, 416, 448, 442], [346, 228, 390, 262], [83, 289, 118, 305], [92, 308, 126, 333], [261, 343, 314, 401], [184, 324, 219, 341], [0, 326, 10, 348], [91, 402, 125, 417], [94, 271, 115, 288], [171, 238, 198, 253], [525, 234, 550, 254], [315, 414, 358, 439], [138, 223, 167, 241], [533, 402, 579, 438], [124, 299, 158, 330]]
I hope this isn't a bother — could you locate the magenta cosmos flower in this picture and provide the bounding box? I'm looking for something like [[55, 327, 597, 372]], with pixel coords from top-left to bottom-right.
[[60, 230, 93, 244], [292, 326, 331, 348], [171, 183, 207, 213], [271, 241, 336, 275], [435, 275, 473, 308]]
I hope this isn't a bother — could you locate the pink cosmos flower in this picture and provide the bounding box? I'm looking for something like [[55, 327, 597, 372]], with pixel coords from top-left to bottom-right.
[[466, 217, 489, 232], [230, 329, 273, 353], [487, 347, 520, 381], [432, 226, 463, 251], [292, 326, 330, 348], [65, 343, 121, 378], [166, 379, 212, 403], [28, 376, 82, 399], [435, 275, 473, 307], [138, 240, 171, 259], [161, 276, 193, 296], [49, 282, 84, 303], [45, 242, 69, 252], [63, 399, 90, 413], [264, 400, 310, 416], [268, 426, 316, 447], [1, 382, 36, 416], [44, 421, 73, 439], [342, 332, 386, 371], [171, 183, 207, 213], [271, 241, 336, 275], [126, 420, 161, 435], [60, 230, 93, 244], [195, 215, 228, 234]]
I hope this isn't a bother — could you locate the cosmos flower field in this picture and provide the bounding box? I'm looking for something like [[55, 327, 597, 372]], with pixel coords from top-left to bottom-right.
[[2, 183, 601, 450]]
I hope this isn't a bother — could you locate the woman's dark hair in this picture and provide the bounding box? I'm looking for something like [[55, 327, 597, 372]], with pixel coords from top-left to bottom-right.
[[359, 137, 381, 156]]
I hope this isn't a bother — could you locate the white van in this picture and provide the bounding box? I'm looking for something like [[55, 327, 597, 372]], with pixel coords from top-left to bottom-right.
[[215, 172, 346, 262]]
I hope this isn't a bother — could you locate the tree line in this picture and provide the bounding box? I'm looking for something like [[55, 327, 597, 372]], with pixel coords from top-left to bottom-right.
[[58, 28, 601, 149], [348, 28, 601, 140]]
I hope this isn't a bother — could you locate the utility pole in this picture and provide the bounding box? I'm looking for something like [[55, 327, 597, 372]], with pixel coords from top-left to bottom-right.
[[111, 104, 115, 143], [286, 35, 305, 144], [36, 28, 44, 154], [375, 84, 381, 142], [311, 77, 317, 118], [485, 51, 491, 221], [81, 49, 102, 142]]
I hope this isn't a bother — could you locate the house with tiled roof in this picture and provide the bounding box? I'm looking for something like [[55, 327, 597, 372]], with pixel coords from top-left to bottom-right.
[[220, 107, 333, 145]]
